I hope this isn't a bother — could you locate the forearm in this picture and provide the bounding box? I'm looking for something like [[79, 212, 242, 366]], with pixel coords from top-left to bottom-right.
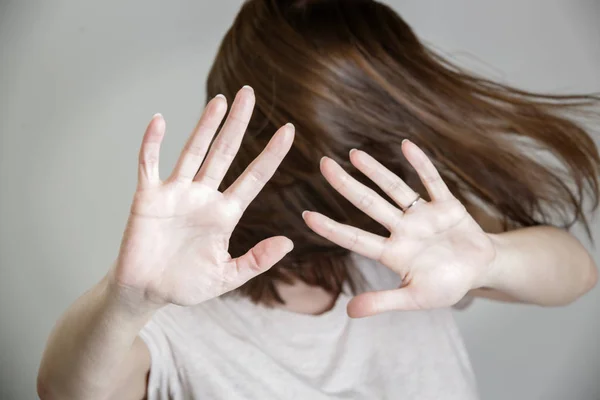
[[481, 226, 598, 306], [37, 271, 158, 399]]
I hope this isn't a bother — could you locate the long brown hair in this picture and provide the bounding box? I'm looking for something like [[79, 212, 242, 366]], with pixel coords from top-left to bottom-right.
[[206, 0, 600, 305]]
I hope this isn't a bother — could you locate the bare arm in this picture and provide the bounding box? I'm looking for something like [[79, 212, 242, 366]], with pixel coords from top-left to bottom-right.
[[466, 205, 597, 305], [37, 87, 295, 399], [479, 226, 597, 306], [37, 275, 154, 400]]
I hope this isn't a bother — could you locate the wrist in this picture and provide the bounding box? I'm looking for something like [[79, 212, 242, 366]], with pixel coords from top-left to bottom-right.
[[102, 269, 164, 321], [475, 232, 509, 290]]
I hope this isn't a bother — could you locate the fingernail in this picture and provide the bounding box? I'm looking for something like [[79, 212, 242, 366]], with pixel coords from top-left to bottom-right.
[[242, 85, 254, 93], [214, 94, 226, 100], [301, 210, 309, 219], [153, 113, 162, 119], [285, 239, 294, 253], [320, 156, 327, 167], [284, 123, 295, 139], [349, 148, 357, 156], [402, 139, 409, 144]]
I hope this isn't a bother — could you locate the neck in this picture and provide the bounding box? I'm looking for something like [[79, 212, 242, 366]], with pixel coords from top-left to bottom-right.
[[274, 280, 338, 315]]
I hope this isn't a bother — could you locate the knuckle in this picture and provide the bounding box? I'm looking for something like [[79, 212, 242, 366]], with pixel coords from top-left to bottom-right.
[[264, 144, 284, 160], [141, 156, 158, 167], [362, 162, 376, 177], [422, 175, 441, 185], [357, 193, 374, 209], [184, 142, 204, 156], [227, 113, 250, 128], [216, 140, 238, 157], [387, 178, 404, 194], [334, 174, 349, 192], [346, 231, 360, 251], [324, 219, 336, 239], [247, 248, 263, 272], [248, 168, 267, 185]]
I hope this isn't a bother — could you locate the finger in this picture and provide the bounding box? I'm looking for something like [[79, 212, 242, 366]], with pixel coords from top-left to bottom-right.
[[196, 86, 255, 188], [138, 113, 166, 188], [169, 94, 228, 183], [349, 149, 423, 210], [401, 140, 452, 201], [229, 236, 294, 285], [320, 156, 401, 231], [225, 123, 295, 210], [302, 211, 386, 260], [347, 288, 421, 317]]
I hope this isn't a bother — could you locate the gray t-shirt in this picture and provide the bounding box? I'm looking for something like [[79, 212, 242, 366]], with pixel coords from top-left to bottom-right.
[[139, 255, 479, 399]]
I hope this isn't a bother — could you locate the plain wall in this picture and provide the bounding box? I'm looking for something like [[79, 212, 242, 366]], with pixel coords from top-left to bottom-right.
[[0, 1, 599, 399]]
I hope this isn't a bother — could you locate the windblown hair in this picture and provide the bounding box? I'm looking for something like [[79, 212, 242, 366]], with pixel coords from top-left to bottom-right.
[[206, 0, 600, 305]]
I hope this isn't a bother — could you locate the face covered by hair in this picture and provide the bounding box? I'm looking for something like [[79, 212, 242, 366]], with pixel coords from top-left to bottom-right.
[[205, 0, 600, 305]]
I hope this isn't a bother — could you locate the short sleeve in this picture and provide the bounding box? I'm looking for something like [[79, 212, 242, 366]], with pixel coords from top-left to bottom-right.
[[138, 309, 183, 400]]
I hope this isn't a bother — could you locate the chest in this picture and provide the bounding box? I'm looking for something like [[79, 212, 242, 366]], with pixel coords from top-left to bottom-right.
[[167, 308, 477, 400]]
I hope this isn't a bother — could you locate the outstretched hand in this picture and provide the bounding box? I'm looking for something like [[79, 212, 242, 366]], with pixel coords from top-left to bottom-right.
[[303, 140, 497, 317], [114, 86, 295, 307]]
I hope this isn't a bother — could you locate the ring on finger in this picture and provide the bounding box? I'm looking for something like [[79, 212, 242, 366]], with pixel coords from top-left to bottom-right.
[[401, 194, 421, 212]]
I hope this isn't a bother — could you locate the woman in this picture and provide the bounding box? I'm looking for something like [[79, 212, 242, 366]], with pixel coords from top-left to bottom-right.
[[37, 0, 599, 399]]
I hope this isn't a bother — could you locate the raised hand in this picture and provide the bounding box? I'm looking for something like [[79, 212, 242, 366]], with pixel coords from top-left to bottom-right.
[[113, 86, 295, 307], [303, 140, 497, 317]]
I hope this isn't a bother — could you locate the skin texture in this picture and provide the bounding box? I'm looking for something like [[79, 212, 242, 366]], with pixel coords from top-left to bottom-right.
[[117, 89, 295, 306], [37, 86, 597, 400], [37, 87, 296, 400], [303, 141, 597, 317]]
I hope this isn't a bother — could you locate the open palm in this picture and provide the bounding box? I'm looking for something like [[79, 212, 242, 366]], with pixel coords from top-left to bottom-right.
[[114, 87, 295, 306], [303, 140, 496, 317]]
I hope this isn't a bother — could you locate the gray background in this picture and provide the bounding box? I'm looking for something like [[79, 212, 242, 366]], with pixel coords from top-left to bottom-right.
[[1, 1, 599, 399]]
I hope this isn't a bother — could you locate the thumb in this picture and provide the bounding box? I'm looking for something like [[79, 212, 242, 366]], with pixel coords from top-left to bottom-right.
[[229, 236, 294, 286], [347, 287, 422, 318]]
